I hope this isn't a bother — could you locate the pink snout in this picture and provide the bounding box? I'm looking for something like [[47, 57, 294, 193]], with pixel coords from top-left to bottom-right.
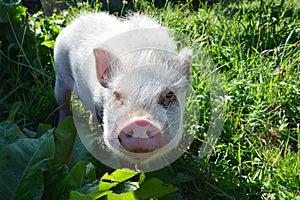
[[118, 118, 162, 153]]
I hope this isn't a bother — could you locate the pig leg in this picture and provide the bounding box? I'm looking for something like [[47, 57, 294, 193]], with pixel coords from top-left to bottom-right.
[[88, 105, 103, 126], [95, 105, 103, 124], [54, 60, 74, 124]]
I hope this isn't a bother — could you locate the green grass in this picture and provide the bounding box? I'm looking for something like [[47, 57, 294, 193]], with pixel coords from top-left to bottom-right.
[[0, 0, 299, 199]]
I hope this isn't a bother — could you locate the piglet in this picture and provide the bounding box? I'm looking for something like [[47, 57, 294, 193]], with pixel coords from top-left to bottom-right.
[[54, 12, 192, 157]]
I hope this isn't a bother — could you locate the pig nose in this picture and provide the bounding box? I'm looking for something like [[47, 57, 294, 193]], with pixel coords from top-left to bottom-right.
[[118, 119, 162, 153]]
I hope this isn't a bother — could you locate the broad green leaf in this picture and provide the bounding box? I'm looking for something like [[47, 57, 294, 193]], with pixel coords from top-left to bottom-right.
[[70, 191, 90, 200], [72, 180, 99, 196], [92, 191, 113, 199], [44, 164, 69, 199], [44, 117, 98, 200], [83, 163, 97, 184], [44, 162, 97, 200], [98, 178, 122, 192], [113, 181, 139, 194], [134, 178, 178, 199], [65, 161, 89, 190], [108, 192, 136, 200], [147, 168, 194, 184], [0, 130, 55, 199], [158, 192, 183, 200], [53, 117, 96, 168], [70, 190, 113, 200], [36, 123, 53, 138], [171, 172, 194, 184], [41, 40, 55, 48], [22, 128, 37, 138], [69, 134, 98, 168], [99, 169, 139, 191], [0, 120, 26, 149], [53, 117, 77, 166]]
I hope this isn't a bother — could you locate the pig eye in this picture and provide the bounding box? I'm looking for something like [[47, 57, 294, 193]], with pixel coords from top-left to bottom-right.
[[159, 90, 177, 109], [113, 91, 121, 100], [112, 91, 123, 105]]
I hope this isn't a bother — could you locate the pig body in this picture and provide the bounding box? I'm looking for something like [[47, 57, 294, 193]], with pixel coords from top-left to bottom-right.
[[54, 12, 192, 158]]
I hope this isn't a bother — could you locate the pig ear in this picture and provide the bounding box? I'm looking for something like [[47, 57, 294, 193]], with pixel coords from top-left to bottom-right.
[[178, 48, 192, 78], [93, 48, 113, 88]]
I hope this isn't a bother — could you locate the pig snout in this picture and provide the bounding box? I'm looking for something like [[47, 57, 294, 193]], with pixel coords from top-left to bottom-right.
[[118, 119, 162, 153]]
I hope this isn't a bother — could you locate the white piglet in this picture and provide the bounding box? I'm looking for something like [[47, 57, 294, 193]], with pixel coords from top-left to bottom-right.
[[54, 12, 192, 157]]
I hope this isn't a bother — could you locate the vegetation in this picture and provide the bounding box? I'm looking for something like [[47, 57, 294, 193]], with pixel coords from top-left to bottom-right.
[[0, 0, 299, 199]]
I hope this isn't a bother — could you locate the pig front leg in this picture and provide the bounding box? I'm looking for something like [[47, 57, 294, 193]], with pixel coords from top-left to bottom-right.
[[55, 64, 74, 124]]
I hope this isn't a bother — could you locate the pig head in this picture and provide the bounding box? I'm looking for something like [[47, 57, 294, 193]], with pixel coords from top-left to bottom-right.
[[93, 47, 192, 155]]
